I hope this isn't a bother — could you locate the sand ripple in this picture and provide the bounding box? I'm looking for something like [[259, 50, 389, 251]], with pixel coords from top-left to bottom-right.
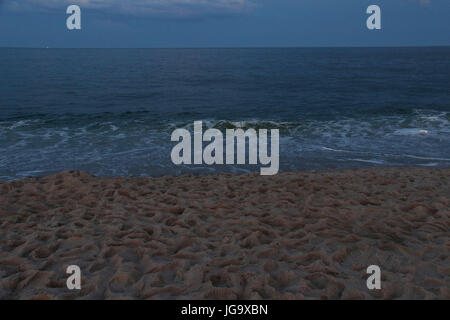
[[0, 168, 449, 299]]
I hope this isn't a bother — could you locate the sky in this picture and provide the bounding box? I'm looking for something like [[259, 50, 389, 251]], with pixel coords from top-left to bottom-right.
[[0, 0, 449, 48]]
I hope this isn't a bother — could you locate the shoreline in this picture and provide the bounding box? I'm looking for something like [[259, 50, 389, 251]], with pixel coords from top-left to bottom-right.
[[2, 165, 450, 183], [0, 167, 449, 299]]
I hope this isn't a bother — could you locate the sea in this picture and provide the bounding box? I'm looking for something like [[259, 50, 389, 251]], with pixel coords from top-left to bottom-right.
[[1, 47, 449, 180]]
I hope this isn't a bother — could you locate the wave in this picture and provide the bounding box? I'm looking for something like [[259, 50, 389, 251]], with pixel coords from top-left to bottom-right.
[[1, 108, 449, 180]]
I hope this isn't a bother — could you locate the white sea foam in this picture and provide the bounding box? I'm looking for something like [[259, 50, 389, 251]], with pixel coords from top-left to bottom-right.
[[348, 158, 385, 165], [393, 128, 430, 136]]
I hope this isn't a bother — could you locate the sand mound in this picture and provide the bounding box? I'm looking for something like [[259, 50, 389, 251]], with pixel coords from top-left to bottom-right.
[[0, 168, 449, 299]]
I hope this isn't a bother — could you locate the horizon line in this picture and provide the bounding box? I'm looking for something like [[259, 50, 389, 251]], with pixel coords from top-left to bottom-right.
[[1, 44, 450, 50]]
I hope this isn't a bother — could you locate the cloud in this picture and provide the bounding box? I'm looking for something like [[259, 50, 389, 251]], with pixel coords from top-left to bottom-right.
[[5, 0, 257, 17]]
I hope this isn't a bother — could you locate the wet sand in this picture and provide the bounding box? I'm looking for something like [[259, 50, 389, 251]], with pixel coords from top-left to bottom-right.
[[0, 167, 449, 300]]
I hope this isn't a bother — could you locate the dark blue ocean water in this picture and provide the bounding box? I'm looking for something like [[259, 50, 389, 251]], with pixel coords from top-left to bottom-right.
[[1, 47, 449, 180]]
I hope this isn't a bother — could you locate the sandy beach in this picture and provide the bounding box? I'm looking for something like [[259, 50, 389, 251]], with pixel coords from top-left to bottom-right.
[[0, 167, 449, 300]]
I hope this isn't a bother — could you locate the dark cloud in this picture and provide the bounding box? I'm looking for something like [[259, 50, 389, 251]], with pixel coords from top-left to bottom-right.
[[4, 0, 257, 17]]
